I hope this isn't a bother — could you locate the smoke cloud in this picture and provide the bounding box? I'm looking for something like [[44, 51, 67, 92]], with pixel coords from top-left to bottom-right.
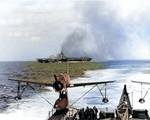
[[1, 1, 150, 61], [61, 1, 150, 61]]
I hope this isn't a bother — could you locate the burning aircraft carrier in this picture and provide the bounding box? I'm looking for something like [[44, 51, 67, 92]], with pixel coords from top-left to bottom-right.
[[36, 52, 92, 63]]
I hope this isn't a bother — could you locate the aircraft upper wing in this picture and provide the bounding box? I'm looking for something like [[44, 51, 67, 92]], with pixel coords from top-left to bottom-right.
[[8, 78, 54, 86], [69, 80, 115, 87], [131, 80, 150, 85]]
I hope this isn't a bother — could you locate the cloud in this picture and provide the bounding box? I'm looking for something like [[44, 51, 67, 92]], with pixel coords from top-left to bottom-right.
[[0, 1, 79, 61], [1, 0, 150, 61]]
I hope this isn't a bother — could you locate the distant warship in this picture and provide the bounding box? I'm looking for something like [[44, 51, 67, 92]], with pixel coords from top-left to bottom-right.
[[36, 52, 92, 63]]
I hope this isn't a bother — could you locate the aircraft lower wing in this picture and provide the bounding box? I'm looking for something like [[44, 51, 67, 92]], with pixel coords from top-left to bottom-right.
[[8, 77, 116, 106], [8, 78, 115, 88], [131, 80, 150, 85], [8, 78, 53, 86]]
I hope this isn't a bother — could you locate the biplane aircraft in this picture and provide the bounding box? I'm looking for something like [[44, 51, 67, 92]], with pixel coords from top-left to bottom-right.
[[8, 73, 115, 120]]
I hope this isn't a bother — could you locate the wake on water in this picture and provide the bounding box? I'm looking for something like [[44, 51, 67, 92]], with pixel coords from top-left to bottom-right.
[[1, 61, 150, 120]]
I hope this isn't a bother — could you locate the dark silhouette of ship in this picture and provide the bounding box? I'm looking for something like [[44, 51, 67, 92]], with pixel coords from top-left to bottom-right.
[[36, 52, 92, 63]]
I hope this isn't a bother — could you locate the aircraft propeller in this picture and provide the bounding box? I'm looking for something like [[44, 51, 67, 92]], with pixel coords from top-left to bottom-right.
[[53, 75, 63, 92]]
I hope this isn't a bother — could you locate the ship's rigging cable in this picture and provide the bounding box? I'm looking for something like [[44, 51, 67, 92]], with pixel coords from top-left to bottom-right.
[[27, 83, 53, 107]]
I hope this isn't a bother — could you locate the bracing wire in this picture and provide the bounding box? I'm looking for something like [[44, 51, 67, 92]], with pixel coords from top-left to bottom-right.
[[143, 87, 150, 99], [96, 84, 105, 98], [27, 83, 53, 107], [69, 84, 97, 107]]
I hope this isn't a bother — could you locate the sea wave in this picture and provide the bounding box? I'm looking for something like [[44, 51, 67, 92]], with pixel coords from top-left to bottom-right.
[[1, 61, 150, 119]]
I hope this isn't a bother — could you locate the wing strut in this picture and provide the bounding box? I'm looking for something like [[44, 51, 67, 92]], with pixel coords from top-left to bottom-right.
[[69, 83, 110, 107], [97, 84, 105, 97], [141, 83, 143, 99], [139, 84, 150, 103], [132, 80, 150, 103], [14, 82, 54, 107], [97, 83, 109, 103], [15, 82, 27, 100]]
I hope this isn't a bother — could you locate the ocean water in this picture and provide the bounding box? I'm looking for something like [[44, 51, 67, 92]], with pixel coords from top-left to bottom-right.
[[1, 60, 150, 119]]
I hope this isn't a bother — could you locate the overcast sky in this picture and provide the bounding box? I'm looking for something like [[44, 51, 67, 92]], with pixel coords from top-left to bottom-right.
[[1, 0, 150, 61]]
